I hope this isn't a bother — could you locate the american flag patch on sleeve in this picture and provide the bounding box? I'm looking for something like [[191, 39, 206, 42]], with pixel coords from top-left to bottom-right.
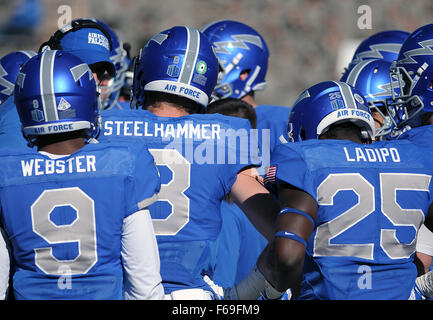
[[264, 165, 276, 184]]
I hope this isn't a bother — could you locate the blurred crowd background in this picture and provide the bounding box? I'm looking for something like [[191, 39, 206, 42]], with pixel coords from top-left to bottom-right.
[[1, 0, 433, 107]]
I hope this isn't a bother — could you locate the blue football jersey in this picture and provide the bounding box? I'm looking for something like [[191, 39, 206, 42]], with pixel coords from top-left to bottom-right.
[[115, 100, 131, 109], [271, 139, 433, 300], [396, 124, 433, 150], [254, 104, 291, 175], [104, 100, 131, 111], [0, 97, 29, 150], [212, 105, 289, 291], [398, 125, 433, 292], [213, 201, 267, 288], [98, 108, 260, 293], [0, 142, 160, 300]]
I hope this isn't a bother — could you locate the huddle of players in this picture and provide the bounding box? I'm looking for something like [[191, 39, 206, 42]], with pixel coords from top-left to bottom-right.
[[1, 16, 433, 300]]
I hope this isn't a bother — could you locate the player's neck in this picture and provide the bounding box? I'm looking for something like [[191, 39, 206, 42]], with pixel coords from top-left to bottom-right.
[[147, 102, 190, 117], [38, 137, 86, 155], [241, 94, 258, 108], [319, 130, 364, 143]]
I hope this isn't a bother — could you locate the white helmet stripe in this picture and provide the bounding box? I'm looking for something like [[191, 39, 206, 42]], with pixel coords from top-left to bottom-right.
[[40, 50, 58, 121], [334, 81, 357, 109], [352, 43, 402, 64], [345, 60, 374, 87], [179, 27, 200, 85]]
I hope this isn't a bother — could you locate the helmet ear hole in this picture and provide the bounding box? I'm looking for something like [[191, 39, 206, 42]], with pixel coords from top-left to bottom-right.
[[239, 69, 250, 81]]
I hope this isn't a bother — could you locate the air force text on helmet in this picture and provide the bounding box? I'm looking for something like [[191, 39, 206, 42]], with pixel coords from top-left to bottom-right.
[[337, 109, 372, 121], [164, 83, 201, 100], [27, 123, 74, 135]]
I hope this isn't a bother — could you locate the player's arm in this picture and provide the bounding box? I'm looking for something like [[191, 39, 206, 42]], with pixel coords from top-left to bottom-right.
[[0, 227, 10, 300], [423, 202, 433, 236], [223, 183, 317, 300], [258, 183, 317, 295], [415, 224, 433, 275], [412, 203, 433, 298], [121, 209, 164, 300], [230, 167, 281, 242]]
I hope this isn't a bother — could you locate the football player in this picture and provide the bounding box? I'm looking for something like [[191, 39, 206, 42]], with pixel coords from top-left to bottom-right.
[[0, 50, 163, 300], [339, 30, 409, 137], [201, 20, 292, 176], [0, 50, 36, 105], [98, 26, 280, 299], [0, 18, 116, 151], [93, 19, 131, 110], [386, 23, 433, 276], [0, 50, 36, 150], [200, 20, 289, 293], [227, 81, 433, 299], [205, 98, 268, 288]]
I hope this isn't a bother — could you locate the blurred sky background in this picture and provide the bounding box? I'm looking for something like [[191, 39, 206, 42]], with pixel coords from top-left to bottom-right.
[[0, 0, 432, 107]]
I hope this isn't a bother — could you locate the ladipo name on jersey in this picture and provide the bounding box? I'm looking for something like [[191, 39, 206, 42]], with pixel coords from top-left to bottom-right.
[[343, 146, 400, 163]]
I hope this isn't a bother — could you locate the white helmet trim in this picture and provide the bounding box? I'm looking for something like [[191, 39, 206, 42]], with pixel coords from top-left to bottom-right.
[[144, 80, 209, 106], [316, 109, 376, 138]]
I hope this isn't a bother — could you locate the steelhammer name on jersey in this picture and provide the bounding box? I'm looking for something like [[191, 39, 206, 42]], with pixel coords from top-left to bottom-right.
[[103, 120, 222, 139], [21, 155, 96, 176]]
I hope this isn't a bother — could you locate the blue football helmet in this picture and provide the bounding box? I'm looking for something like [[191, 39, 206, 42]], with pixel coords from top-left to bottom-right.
[[287, 81, 375, 142], [341, 29, 410, 81], [342, 59, 402, 139], [131, 26, 218, 109], [0, 50, 37, 104], [200, 20, 269, 100], [93, 19, 129, 110], [388, 23, 433, 133], [14, 50, 100, 146]]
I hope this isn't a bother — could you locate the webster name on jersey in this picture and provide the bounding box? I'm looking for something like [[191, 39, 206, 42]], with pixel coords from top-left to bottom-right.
[[343, 146, 400, 163], [21, 155, 96, 176], [103, 120, 221, 140]]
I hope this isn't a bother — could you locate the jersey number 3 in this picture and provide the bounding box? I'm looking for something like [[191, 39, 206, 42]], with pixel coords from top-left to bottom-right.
[[149, 149, 191, 236]]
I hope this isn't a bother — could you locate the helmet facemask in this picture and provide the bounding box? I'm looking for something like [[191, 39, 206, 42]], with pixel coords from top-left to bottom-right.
[[388, 63, 425, 132]]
